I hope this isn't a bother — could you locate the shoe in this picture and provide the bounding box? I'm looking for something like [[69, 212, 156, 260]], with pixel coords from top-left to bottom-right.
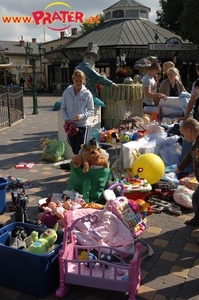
[[60, 163, 71, 171], [184, 218, 199, 225]]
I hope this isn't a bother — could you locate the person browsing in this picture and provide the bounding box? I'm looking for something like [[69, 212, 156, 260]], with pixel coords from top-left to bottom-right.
[[180, 64, 199, 121], [61, 69, 94, 155], [175, 118, 199, 225], [159, 67, 186, 96], [142, 62, 167, 107]]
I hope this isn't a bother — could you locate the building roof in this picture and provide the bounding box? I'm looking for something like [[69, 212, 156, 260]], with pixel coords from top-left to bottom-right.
[[45, 18, 187, 62], [64, 19, 185, 49], [0, 40, 40, 56], [44, 0, 192, 63], [104, 0, 150, 11]]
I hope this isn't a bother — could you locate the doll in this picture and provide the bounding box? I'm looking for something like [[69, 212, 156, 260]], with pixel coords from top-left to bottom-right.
[[37, 200, 68, 229]]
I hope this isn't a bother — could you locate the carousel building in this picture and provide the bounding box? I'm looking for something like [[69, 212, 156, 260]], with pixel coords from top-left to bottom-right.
[[45, 0, 199, 91]]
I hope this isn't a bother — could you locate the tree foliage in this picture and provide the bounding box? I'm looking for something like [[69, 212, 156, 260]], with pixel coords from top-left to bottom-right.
[[0, 54, 12, 85], [156, 0, 184, 35], [156, 0, 199, 43], [180, 0, 199, 43], [79, 14, 104, 34]]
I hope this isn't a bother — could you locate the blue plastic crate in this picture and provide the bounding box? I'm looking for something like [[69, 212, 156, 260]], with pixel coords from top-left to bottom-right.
[[0, 222, 63, 298], [0, 177, 9, 214]]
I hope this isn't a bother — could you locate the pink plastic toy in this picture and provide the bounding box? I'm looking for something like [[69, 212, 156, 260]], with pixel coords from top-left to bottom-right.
[[55, 212, 142, 300], [104, 183, 147, 237]]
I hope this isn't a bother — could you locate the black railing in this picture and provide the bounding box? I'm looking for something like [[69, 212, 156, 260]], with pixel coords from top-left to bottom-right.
[[0, 89, 24, 128]]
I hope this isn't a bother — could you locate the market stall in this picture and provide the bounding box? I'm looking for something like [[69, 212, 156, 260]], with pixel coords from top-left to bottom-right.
[[101, 83, 143, 129]]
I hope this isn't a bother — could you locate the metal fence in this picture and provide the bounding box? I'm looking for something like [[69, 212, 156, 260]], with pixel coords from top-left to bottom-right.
[[0, 89, 24, 129]]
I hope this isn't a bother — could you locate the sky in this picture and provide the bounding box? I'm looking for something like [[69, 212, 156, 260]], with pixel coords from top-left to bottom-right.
[[0, 0, 161, 43]]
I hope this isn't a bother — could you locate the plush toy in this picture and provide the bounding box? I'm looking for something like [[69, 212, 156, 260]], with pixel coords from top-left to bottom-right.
[[81, 148, 109, 173], [26, 223, 58, 255], [80, 137, 101, 153], [40, 137, 51, 149], [6, 226, 27, 250], [72, 137, 109, 173]]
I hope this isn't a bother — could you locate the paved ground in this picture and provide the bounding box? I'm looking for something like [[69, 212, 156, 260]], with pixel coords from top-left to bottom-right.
[[0, 95, 199, 300]]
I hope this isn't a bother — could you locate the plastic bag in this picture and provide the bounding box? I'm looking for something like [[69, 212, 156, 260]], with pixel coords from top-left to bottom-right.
[[42, 140, 65, 162], [173, 186, 193, 209]]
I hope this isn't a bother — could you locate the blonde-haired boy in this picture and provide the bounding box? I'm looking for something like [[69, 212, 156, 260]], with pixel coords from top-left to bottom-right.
[[175, 118, 199, 225]]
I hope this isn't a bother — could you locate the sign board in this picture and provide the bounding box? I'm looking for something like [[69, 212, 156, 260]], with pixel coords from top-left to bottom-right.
[[148, 43, 198, 51]]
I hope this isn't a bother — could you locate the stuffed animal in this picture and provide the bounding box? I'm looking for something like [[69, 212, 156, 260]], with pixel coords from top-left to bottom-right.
[[6, 226, 27, 250], [26, 223, 58, 255], [81, 148, 109, 173], [72, 138, 109, 173], [40, 137, 51, 149]]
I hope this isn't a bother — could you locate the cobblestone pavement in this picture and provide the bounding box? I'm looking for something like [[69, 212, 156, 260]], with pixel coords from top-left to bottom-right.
[[0, 95, 199, 300]]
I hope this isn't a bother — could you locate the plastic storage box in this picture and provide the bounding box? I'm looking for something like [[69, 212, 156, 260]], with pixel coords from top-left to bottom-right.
[[0, 177, 9, 214], [0, 222, 63, 298]]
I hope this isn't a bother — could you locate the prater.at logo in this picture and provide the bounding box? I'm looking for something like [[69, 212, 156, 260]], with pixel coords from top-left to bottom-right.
[[33, 2, 84, 31], [1, 1, 100, 31]]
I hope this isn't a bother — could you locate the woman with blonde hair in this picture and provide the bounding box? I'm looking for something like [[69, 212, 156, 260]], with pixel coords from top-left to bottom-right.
[[159, 67, 186, 96]]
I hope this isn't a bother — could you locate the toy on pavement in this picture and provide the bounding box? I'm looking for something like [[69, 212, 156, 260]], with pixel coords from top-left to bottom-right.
[[148, 198, 182, 215]]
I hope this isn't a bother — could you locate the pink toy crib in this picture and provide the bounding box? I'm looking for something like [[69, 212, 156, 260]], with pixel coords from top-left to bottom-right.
[[56, 213, 142, 300]]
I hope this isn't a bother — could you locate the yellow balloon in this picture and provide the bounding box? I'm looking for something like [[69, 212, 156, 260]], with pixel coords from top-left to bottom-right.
[[131, 153, 165, 185]]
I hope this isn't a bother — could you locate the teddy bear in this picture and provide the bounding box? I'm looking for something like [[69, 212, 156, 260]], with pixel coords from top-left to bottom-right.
[[81, 148, 109, 173], [40, 137, 51, 149], [72, 138, 109, 173]]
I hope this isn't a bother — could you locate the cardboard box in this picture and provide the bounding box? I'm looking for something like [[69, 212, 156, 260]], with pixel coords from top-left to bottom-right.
[[179, 172, 199, 191], [119, 138, 148, 169]]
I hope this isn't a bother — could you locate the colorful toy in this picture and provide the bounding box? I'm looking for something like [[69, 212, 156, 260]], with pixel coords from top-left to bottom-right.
[[103, 185, 147, 236], [120, 133, 130, 143], [131, 150, 165, 185], [26, 223, 58, 255], [84, 252, 97, 268], [134, 199, 152, 218]]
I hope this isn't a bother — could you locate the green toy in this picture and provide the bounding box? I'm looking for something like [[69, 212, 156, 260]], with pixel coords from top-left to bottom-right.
[[67, 163, 110, 203], [26, 223, 58, 255]]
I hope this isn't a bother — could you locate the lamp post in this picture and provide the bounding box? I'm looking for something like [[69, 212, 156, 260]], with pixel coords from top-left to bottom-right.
[[24, 42, 44, 114], [60, 59, 68, 91]]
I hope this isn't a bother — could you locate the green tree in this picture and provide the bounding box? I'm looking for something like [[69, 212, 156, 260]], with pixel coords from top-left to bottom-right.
[[0, 54, 12, 86], [79, 14, 104, 34], [156, 0, 184, 35], [180, 0, 199, 43]]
